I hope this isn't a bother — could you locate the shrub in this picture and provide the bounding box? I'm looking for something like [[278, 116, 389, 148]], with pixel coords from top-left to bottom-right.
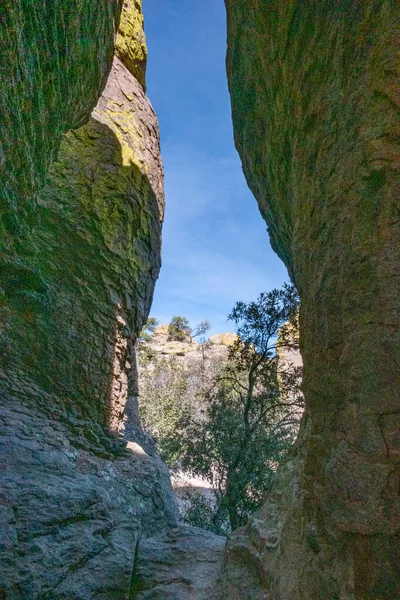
[[168, 316, 192, 342]]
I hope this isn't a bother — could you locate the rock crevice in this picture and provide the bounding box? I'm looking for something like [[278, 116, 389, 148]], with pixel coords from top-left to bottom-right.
[[1, 1, 399, 598]]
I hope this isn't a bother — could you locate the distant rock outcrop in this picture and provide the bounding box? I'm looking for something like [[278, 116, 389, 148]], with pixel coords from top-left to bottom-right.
[[209, 332, 238, 347], [142, 325, 233, 358]]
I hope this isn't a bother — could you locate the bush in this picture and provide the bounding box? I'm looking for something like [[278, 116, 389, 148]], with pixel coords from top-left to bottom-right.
[[138, 285, 303, 533], [168, 316, 192, 342], [139, 317, 159, 343], [138, 357, 194, 466], [178, 284, 303, 531], [179, 489, 229, 536]]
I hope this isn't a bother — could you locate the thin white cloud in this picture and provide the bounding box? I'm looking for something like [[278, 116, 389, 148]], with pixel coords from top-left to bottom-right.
[[151, 146, 288, 335]]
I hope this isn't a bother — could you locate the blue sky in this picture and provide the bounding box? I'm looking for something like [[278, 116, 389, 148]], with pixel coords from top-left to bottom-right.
[[144, 0, 288, 335]]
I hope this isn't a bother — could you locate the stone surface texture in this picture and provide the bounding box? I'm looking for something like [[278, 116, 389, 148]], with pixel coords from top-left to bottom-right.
[[223, 1, 400, 599], [0, 402, 177, 599], [0, 0, 122, 218], [209, 332, 238, 347], [115, 0, 147, 90], [133, 526, 226, 600], [0, 3, 177, 599]]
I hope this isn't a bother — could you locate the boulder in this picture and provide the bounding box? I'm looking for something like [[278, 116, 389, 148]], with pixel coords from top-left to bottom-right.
[[209, 333, 238, 347]]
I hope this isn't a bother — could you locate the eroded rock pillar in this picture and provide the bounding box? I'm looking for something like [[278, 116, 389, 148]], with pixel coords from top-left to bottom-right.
[[223, 1, 400, 597]]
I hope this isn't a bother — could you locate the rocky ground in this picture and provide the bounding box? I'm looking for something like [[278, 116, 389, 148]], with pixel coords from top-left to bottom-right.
[[134, 526, 226, 600], [0, 397, 178, 599]]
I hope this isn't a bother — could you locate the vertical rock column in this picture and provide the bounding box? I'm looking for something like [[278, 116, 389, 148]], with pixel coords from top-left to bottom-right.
[[223, 1, 400, 598], [0, 0, 122, 252], [1, 2, 177, 598], [1, 0, 164, 428]]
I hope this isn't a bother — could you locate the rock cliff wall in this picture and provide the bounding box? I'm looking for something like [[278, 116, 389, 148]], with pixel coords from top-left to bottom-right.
[[2, 1, 398, 598], [223, 1, 400, 598], [0, 0, 122, 224], [0, 2, 177, 598]]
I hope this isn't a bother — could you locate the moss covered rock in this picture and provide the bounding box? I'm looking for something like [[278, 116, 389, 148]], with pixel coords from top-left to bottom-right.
[[0, 0, 122, 213], [115, 0, 147, 89], [0, 3, 174, 598]]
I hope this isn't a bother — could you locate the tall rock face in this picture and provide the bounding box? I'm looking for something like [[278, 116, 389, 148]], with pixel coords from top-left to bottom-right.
[[0, 0, 122, 220], [223, 2, 400, 599], [1, 2, 177, 598], [115, 0, 147, 90]]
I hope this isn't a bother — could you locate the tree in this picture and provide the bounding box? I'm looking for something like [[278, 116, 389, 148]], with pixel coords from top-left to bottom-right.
[[179, 488, 229, 535], [180, 284, 303, 532], [168, 316, 192, 342], [190, 320, 211, 343], [137, 328, 227, 471], [138, 317, 159, 343], [138, 356, 194, 466]]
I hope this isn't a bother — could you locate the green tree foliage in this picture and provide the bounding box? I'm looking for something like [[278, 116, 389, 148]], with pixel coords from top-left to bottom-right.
[[139, 356, 194, 465], [138, 329, 223, 470], [179, 284, 303, 532], [138, 285, 303, 534], [168, 316, 192, 342], [179, 489, 230, 535], [138, 317, 159, 343]]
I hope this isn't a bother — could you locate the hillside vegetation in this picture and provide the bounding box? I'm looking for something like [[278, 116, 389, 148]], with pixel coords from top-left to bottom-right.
[[138, 286, 303, 533]]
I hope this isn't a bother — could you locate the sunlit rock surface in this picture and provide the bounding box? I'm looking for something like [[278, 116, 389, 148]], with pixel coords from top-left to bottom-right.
[[115, 0, 147, 89], [2, 0, 398, 597], [209, 332, 238, 347], [0, 2, 177, 598], [223, 1, 400, 598]]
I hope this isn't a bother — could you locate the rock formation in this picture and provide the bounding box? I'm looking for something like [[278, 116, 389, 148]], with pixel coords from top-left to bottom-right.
[[0, 2, 177, 598], [133, 526, 226, 600], [140, 325, 235, 358], [0, 0, 122, 219], [1, 1, 398, 598], [222, 1, 400, 598]]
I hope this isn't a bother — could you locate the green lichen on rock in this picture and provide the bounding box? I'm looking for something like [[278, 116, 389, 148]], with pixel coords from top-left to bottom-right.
[[0, 0, 162, 425], [0, 0, 123, 414], [115, 0, 147, 89], [0, 2, 173, 597], [223, 1, 400, 598], [0, 0, 122, 212], [1, 56, 164, 426]]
